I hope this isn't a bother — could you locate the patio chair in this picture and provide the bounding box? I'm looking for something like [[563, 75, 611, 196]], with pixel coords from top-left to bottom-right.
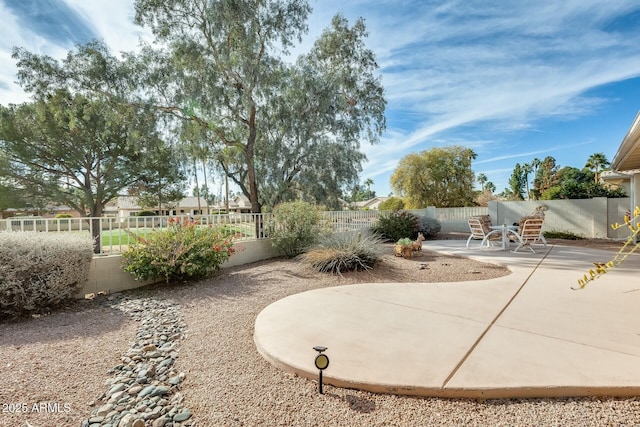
[[466, 216, 501, 248], [511, 217, 547, 253]]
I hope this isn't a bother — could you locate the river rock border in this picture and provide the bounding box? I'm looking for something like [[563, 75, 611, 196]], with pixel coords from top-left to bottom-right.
[[81, 294, 195, 427]]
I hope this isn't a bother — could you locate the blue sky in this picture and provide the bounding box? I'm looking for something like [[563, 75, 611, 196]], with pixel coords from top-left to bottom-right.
[[1, 0, 640, 198]]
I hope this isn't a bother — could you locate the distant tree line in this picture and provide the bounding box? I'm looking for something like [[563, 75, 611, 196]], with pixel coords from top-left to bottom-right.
[[503, 153, 625, 201]]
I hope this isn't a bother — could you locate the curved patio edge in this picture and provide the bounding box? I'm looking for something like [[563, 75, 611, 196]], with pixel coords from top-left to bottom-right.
[[254, 244, 640, 399]]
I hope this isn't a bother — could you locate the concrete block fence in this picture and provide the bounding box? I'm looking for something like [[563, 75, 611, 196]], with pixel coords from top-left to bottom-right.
[[79, 239, 280, 298]]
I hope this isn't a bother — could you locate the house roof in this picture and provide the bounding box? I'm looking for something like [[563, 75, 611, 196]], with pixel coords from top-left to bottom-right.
[[112, 196, 142, 210], [600, 170, 632, 185], [353, 197, 389, 208], [612, 111, 640, 172], [176, 197, 209, 209]]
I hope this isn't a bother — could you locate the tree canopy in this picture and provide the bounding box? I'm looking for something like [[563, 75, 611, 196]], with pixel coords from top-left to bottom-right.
[[506, 154, 625, 200], [540, 166, 625, 200], [506, 163, 526, 201], [584, 152, 610, 183], [7, 1, 386, 214], [0, 90, 182, 250], [130, 0, 385, 211], [390, 146, 477, 208]]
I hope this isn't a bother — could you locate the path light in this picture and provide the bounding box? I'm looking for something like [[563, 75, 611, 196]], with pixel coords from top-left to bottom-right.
[[313, 345, 329, 394]]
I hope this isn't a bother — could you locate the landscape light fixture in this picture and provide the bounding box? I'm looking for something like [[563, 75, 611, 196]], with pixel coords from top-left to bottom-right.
[[313, 345, 329, 394]]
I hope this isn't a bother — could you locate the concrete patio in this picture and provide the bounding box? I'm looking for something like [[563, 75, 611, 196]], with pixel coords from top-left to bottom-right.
[[254, 241, 640, 399]]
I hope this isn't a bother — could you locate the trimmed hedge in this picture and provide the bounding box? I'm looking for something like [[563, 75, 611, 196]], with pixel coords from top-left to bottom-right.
[[0, 232, 93, 320]]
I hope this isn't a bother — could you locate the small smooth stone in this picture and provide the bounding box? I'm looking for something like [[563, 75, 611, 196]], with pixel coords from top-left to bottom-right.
[[143, 344, 157, 352], [151, 386, 169, 397], [109, 391, 126, 402], [139, 385, 156, 397], [173, 409, 192, 422], [96, 403, 113, 417], [128, 385, 143, 394]]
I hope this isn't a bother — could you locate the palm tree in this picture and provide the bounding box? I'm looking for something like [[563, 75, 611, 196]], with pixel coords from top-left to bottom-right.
[[364, 178, 374, 193], [531, 157, 541, 172], [476, 173, 488, 191], [485, 182, 496, 193], [585, 152, 610, 183], [522, 163, 533, 200]]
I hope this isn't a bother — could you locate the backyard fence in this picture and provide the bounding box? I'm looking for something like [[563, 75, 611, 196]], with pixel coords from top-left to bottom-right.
[[0, 197, 631, 254]]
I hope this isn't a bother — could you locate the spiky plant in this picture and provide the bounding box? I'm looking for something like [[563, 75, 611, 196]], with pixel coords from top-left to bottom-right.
[[299, 231, 383, 275]]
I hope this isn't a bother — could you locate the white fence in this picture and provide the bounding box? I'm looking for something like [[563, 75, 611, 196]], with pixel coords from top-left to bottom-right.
[[0, 197, 631, 254]]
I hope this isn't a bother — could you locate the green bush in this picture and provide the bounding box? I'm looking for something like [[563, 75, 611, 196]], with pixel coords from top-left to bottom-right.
[[121, 217, 235, 283], [265, 201, 324, 257], [378, 197, 405, 210], [0, 232, 93, 319], [136, 210, 157, 216], [396, 237, 413, 246], [371, 210, 418, 242], [54, 213, 73, 218], [418, 216, 441, 238], [299, 231, 383, 274]]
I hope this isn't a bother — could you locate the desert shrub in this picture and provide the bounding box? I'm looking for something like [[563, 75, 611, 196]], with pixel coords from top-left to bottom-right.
[[418, 216, 441, 238], [378, 197, 405, 210], [543, 230, 585, 240], [371, 210, 418, 242], [299, 231, 383, 274], [121, 217, 234, 283], [136, 210, 157, 216], [265, 201, 324, 257], [0, 232, 93, 319]]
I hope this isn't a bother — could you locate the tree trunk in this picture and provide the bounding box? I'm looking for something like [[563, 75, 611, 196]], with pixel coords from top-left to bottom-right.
[[193, 157, 201, 213], [90, 201, 102, 254], [246, 105, 263, 237], [225, 174, 229, 213], [202, 159, 210, 215]]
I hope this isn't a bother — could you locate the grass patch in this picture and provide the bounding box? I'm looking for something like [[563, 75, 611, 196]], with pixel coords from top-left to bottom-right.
[[101, 229, 154, 246]]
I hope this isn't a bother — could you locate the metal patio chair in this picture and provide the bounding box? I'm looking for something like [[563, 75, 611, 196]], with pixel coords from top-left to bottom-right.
[[466, 217, 500, 248], [511, 217, 547, 253]]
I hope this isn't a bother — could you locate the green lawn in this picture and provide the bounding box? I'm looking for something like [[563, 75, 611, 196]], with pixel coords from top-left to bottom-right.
[[100, 224, 254, 247], [101, 229, 154, 246]]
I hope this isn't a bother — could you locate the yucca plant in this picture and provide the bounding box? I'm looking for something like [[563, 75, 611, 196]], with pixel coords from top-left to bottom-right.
[[299, 231, 384, 275]]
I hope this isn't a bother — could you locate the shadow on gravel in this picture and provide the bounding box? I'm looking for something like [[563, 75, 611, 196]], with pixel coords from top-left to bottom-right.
[[324, 392, 377, 413], [0, 297, 130, 346]]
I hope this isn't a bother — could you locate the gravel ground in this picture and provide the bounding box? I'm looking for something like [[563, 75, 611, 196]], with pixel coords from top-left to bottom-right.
[[2, 241, 639, 426]]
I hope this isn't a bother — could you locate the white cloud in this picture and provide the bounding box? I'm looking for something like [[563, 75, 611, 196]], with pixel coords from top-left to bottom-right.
[[0, 2, 70, 105], [64, 0, 152, 56]]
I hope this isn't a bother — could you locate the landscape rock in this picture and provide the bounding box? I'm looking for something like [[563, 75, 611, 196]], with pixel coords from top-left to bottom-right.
[[80, 294, 193, 426]]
